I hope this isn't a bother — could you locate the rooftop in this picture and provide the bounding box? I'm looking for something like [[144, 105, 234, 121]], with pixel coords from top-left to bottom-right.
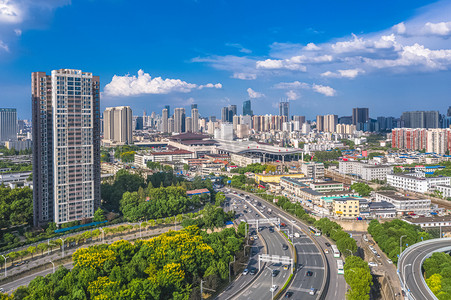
[[375, 190, 423, 201], [404, 215, 451, 224], [167, 132, 211, 141]]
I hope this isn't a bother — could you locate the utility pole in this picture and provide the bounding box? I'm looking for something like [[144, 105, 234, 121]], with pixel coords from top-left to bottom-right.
[[200, 279, 216, 299], [50, 260, 55, 273], [1, 255, 7, 277], [59, 238, 67, 258]]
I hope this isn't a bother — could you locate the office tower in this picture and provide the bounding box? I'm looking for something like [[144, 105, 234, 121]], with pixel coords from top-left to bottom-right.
[[191, 108, 199, 132], [243, 100, 253, 116], [324, 114, 338, 133], [0, 108, 17, 141], [168, 118, 174, 133], [279, 101, 289, 119], [221, 107, 228, 122], [174, 108, 185, 133], [401, 111, 439, 129], [210, 116, 216, 123], [191, 104, 197, 110], [32, 69, 100, 226], [103, 106, 133, 144], [228, 105, 237, 122], [135, 116, 143, 130], [316, 115, 324, 132], [162, 108, 169, 133], [165, 105, 171, 117], [352, 108, 369, 125], [185, 116, 192, 132], [338, 116, 352, 124]]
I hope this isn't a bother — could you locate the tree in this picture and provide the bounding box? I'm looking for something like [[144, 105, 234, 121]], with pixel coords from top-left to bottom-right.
[[93, 208, 106, 222], [215, 192, 226, 207], [27, 246, 37, 259], [183, 164, 190, 171], [350, 182, 373, 197]]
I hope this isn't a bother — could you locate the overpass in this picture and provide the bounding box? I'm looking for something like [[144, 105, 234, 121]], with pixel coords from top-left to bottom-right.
[[216, 140, 304, 163], [398, 238, 451, 300]]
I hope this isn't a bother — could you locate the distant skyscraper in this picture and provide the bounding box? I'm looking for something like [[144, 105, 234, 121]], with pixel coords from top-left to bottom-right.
[[0, 108, 17, 141], [103, 106, 133, 144], [401, 111, 439, 129], [191, 104, 197, 110], [243, 100, 253, 116], [228, 105, 237, 122], [292, 115, 305, 124], [221, 107, 228, 122], [162, 108, 168, 133], [316, 115, 324, 132], [135, 116, 143, 130], [352, 108, 369, 125], [186, 116, 192, 132], [174, 108, 186, 133], [191, 108, 199, 132], [338, 116, 352, 124], [324, 114, 338, 132], [32, 69, 100, 226], [168, 117, 174, 133], [448, 106, 451, 117], [279, 101, 289, 119], [210, 116, 216, 123], [165, 105, 171, 117]]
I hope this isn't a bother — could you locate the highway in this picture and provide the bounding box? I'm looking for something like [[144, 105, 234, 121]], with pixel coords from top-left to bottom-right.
[[217, 192, 292, 300], [398, 237, 451, 300], [227, 187, 347, 300]]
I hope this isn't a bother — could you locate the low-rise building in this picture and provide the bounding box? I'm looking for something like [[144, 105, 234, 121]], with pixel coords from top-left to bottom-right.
[[339, 160, 393, 181], [135, 150, 194, 167], [333, 197, 360, 219], [435, 185, 451, 198], [0, 171, 32, 185], [309, 180, 344, 192], [386, 173, 451, 193], [255, 173, 305, 184], [230, 153, 261, 167], [368, 201, 397, 219], [403, 215, 451, 229], [301, 162, 324, 180], [374, 190, 431, 215]]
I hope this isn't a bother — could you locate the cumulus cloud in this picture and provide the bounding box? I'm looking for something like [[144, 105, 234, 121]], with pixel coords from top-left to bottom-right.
[[256, 58, 307, 71], [247, 88, 264, 98], [422, 21, 451, 37], [321, 68, 365, 79], [285, 90, 300, 100], [392, 22, 406, 35], [0, 0, 22, 23], [274, 81, 336, 97], [232, 72, 257, 80], [304, 42, 321, 51], [14, 28, 21, 35], [331, 33, 401, 54], [312, 84, 336, 96], [104, 70, 222, 97]]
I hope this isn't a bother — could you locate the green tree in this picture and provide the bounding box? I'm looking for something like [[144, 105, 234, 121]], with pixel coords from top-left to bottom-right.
[[350, 182, 373, 197], [93, 208, 106, 222]]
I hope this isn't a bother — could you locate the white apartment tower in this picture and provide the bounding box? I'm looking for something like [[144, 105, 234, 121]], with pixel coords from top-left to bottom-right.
[[103, 106, 133, 144]]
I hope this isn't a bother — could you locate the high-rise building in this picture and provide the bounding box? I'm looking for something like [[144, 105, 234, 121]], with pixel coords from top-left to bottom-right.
[[165, 105, 171, 118], [185, 116, 192, 132], [324, 114, 338, 133], [228, 105, 237, 122], [243, 100, 253, 116], [168, 117, 174, 133], [401, 111, 439, 129], [221, 107, 228, 122], [316, 115, 324, 132], [210, 116, 216, 123], [448, 106, 451, 117], [103, 106, 133, 144], [162, 108, 169, 133], [292, 115, 305, 125], [352, 108, 369, 125], [191, 104, 197, 110], [32, 69, 100, 226], [279, 101, 289, 119], [0, 108, 17, 141], [174, 108, 186, 133], [338, 116, 352, 124], [191, 108, 199, 133]]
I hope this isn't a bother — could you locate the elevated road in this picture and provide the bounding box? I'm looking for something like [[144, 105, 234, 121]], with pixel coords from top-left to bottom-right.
[[398, 238, 451, 300]]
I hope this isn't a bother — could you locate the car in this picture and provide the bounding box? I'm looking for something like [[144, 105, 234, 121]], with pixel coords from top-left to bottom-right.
[[243, 210, 248, 213], [253, 235, 258, 240], [376, 254, 381, 258], [325, 242, 331, 247], [242, 268, 249, 275], [249, 268, 257, 275], [269, 227, 274, 233], [324, 249, 329, 254], [248, 209, 253, 213], [306, 271, 313, 276], [255, 214, 260, 218], [0, 288, 4, 293], [291, 220, 296, 224], [284, 291, 293, 298], [270, 285, 278, 292], [282, 244, 288, 250], [283, 265, 289, 270], [309, 288, 316, 295], [272, 270, 279, 277], [368, 262, 378, 267], [387, 259, 393, 264]]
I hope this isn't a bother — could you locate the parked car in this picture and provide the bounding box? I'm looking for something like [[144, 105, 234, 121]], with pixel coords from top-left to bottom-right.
[[368, 262, 378, 267], [249, 268, 257, 275], [242, 269, 249, 275], [387, 259, 393, 264]]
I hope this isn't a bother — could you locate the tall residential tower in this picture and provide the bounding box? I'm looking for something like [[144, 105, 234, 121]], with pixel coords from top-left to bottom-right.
[[32, 69, 100, 226]]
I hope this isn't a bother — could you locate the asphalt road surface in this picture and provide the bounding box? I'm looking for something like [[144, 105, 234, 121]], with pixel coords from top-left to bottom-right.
[[399, 238, 451, 300]]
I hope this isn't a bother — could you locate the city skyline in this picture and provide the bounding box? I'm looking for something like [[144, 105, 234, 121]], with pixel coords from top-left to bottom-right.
[[0, 1, 450, 119]]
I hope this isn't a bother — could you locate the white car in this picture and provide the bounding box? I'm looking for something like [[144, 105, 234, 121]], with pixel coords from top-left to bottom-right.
[[291, 220, 296, 224], [387, 259, 393, 264], [253, 235, 258, 240], [368, 262, 378, 267], [242, 268, 249, 275], [270, 285, 278, 292]]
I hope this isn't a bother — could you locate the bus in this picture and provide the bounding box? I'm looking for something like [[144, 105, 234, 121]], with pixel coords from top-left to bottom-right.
[[331, 245, 340, 258], [337, 260, 344, 274], [308, 226, 321, 236]]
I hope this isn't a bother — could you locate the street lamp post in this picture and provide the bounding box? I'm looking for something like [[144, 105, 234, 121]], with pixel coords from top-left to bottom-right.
[[49, 260, 55, 273], [266, 266, 275, 299], [1, 255, 7, 277], [59, 238, 67, 258], [400, 235, 407, 256]]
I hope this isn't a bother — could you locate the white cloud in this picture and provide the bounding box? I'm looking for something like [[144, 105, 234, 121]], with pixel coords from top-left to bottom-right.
[[274, 81, 309, 89], [256, 58, 307, 71], [285, 90, 300, 100], [0, 0, 22, 23], [0, 40, 8, 51], [321, 68, 364, 79], [104, 70, 222, 97], [392, 22, 406, 35], [331, 33, 401, 53], [304, 42, 321, 51], [247, 88, 264, 99], [232, 72, 257, 80], [226, 43, 252, 54], [14, 28, 21, 35], [422, 21, 451, 36], [312, 84, 336, 96]]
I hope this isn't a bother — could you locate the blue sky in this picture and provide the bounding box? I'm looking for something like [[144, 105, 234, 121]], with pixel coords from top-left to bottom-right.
[[0, 0, 450, 120]]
